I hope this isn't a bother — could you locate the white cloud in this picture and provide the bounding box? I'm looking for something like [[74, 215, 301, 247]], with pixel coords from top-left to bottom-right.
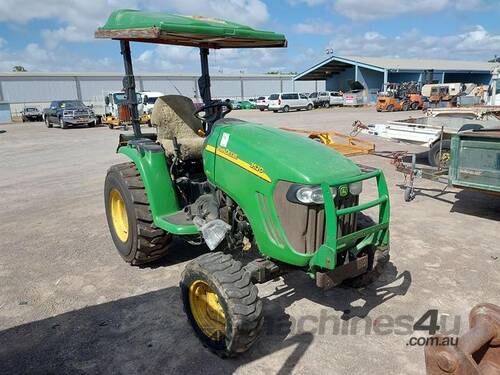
[[0, 42, 116, 72], [134, 44, 289, 74], [288, 0, 327, 5], [454, 0, 486, 11], [333, 0, 449, 21], [294, 19, 333, 35], [0, 0, 269, 48], [290, 0, 490, 20], [325, 25, 500, 60]]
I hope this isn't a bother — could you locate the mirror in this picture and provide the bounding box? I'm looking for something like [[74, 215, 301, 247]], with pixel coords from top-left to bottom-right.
[[104, 96, 110, 105], [142, 95, 148, 104]]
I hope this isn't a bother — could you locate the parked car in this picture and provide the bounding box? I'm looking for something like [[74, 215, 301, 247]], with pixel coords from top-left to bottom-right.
[[224, 99, 241, 110], [21, 107, 43, 122], [44, 100, 97, 129], [239, 100, 256, 109], [267, 92, 313, 112], [343, 81, 365, 107], [256, 96, 268, 111]]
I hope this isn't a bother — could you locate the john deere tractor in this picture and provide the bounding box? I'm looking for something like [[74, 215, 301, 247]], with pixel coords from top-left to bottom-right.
[[97, 10, 390, 357]]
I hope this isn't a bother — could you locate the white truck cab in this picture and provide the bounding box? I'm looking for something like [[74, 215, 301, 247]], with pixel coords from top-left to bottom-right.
[[139, 91, 165, 114]]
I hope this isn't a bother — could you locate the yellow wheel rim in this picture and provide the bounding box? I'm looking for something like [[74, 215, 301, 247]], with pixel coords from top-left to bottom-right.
[[189, 280, 226, 340], [110, 189, 129, 242]]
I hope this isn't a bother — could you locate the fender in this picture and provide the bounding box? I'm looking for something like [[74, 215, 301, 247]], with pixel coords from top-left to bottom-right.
[[118, 141, 180, 224]]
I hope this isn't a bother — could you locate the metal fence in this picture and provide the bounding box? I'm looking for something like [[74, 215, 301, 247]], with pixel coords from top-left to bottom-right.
[[0, 72, 325, 118]]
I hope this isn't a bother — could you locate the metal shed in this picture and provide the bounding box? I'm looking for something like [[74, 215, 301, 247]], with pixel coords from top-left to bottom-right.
[[295, 55, 498, 104]]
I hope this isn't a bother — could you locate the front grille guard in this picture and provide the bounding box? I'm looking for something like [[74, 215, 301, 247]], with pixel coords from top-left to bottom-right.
[[309, 169, 390, 271]]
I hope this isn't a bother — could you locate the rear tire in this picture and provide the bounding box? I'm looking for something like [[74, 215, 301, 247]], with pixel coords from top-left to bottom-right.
[[180, 252, 263, 357], [411, 102, 419, 110], [386, 104, 394, 112], [324, 102, 330, 108], [283, 105, 289, 113], [307, 103, 313, 110], [104, 162, 171, 265]]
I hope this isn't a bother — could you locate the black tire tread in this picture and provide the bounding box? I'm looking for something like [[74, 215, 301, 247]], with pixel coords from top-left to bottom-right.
[[181, 252, 263, 357], [107, 162, 170, 265], [344, 214, 390, 288]]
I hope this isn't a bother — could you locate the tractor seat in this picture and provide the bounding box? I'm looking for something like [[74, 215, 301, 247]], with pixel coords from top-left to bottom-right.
[[151, 95, 205, 160]]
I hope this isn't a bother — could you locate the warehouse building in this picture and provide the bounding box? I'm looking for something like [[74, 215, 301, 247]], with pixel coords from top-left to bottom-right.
[[295, 55, 498, 104], [0, 72, 324, 120]]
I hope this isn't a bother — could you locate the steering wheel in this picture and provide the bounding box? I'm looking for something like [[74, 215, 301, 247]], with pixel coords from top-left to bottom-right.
[[193, 100, 232, 123]]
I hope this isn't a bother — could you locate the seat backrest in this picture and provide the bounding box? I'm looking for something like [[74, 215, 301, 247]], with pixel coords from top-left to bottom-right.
[[151, 95, 203, 140], [151, 95, 205, 160]]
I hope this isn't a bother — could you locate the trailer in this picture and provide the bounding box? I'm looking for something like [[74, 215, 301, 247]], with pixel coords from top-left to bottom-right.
[[395, 129, 500, 201], [364, 110, 500, 166]]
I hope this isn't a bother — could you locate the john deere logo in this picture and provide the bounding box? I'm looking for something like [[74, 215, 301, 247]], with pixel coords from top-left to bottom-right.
[[339, 185, 349, 197]]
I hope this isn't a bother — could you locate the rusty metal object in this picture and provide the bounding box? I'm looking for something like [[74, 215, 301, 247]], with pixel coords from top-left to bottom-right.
[[280, 127, 375, 157], [316, 255, 368, 289], [118, 104, 132, 122], [425, 303, 500, 375]]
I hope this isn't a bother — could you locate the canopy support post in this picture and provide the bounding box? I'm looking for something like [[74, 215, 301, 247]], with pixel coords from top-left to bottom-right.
[[120, 40, 142, 138], [198, 47, 212, 105]]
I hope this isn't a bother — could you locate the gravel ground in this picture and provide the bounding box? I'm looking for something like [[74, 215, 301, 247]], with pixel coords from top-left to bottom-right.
[[0, 106, 498, 374]]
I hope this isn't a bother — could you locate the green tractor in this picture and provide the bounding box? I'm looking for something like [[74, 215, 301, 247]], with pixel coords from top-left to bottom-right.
[[96, 10, 390, 357]]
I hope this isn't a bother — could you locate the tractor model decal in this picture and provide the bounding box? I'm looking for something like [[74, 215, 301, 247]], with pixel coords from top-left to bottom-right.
[[205, 145, 272, 183]]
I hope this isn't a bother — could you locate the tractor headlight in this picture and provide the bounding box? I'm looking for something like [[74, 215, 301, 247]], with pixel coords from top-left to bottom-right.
[[296, 186, 324, 204], [349, 181, 363, 195]]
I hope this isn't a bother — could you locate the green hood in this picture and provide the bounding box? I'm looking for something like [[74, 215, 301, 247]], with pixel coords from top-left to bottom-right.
[[214, 121, 361, 185]]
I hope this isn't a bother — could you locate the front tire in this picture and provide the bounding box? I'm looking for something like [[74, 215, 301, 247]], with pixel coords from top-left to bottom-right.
[[45, 117, 52, 128], [59, 118, 68, 129], [344, 214, 389, 288], [180, 252, 263, 357], [283, 105, 290, 113], [307, 103, 313, 110], [104, 162, 171, 265]]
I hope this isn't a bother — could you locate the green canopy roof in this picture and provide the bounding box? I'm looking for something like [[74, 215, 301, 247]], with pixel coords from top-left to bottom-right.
[[95, 10, 287, 49]]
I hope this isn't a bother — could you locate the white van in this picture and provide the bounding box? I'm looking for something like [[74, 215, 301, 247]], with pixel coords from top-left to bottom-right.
[[267, 92, 313, 112]]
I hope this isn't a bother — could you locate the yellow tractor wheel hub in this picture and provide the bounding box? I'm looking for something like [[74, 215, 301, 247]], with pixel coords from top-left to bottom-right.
[[189, 280, 226, 340], [110, 189, 129, 242]]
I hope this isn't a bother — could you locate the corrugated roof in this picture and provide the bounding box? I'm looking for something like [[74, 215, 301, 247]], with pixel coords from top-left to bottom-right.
[[344, 56, 498, 71], [295, 55, 500, 81]]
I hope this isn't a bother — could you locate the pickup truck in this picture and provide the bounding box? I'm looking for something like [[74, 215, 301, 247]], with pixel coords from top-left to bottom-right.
[[44, 100, 96, 129], [309, 91, 344, 108], [21, 107, 43, 122]]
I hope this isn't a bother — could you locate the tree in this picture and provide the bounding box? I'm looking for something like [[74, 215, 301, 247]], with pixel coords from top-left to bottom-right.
[[12, 65, 27, 72]]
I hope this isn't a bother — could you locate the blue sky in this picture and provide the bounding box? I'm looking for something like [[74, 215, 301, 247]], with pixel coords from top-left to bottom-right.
[[0, 0, 499, 74]]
